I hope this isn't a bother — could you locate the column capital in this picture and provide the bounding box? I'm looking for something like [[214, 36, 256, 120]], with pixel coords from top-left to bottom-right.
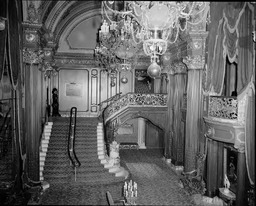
[[163, 60, 188, 75], [187, 31, 208, 57], [23, 48, 44, 65], [183, 55, 205, 70]]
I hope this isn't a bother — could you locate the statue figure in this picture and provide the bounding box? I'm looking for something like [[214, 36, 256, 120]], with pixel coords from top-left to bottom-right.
[[52, 88, 61, 117], [224, 174, 230, 193], [108, 140, 120, 167]]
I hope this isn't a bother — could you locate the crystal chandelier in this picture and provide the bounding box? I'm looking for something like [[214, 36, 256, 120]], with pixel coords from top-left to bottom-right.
[[100, 1, 209, 78], [95, 15, 139, 75]]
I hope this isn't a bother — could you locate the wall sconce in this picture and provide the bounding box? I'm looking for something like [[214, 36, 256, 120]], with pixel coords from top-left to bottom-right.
[[0, 17, 7, 31]]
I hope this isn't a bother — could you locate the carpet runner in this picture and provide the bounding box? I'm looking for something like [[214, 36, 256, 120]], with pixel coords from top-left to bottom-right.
[[43, 117, 125, 185], [41, 148, 196, 205]]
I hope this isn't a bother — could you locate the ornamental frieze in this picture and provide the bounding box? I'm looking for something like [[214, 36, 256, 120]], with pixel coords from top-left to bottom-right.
[[27, 1, 40, 23], [183, 55, 205, 70], [54, 58, 96, 66]]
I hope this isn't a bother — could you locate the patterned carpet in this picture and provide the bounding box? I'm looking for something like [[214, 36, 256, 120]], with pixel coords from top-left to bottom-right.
[[41, 148, 195, 205]]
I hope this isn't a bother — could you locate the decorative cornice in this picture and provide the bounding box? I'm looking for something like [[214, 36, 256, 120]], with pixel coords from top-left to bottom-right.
[[54, 58, 96, 67], [22, 22, 43, 30], [183, 55, 205, 70]]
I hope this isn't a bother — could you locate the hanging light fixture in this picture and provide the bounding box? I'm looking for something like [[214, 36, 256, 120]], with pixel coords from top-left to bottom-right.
[[95, 14, 140, 75], [120, 75, 128, 84], [100, 1, 210, 78]]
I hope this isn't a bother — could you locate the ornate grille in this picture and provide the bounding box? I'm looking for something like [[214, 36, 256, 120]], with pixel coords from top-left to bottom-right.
[[208, 96, 238, 120], [104, 93, 167, 120]]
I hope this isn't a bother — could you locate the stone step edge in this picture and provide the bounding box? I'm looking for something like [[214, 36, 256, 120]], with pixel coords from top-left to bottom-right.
[[39, 122, 53, 180], [97, 122, 129, 179]]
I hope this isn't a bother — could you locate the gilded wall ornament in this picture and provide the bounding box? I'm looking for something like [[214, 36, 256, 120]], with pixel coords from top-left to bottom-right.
[[183, 55, 205, 70], [23, 48, 44, 65], [27, 2, 39, 23]]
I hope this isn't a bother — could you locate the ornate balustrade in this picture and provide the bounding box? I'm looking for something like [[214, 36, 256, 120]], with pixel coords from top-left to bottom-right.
[[103, 93, 168, 123], [204, 94, 246, 151], [207, 95, 246, 126]]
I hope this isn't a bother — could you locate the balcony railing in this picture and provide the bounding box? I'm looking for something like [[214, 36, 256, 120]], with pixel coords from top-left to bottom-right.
[[207, 95, 248, 126], [208, 96, 238, 120], [103, 93, 168, 122]]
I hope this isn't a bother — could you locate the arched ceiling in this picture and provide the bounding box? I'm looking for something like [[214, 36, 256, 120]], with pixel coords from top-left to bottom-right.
[[38, 1, 102, 54], [22, 0, 193, 65]]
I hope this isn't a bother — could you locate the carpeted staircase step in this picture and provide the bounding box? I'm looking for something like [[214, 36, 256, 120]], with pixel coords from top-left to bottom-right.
[[46, 142, 97, 150], [43, 117, 123, 186]]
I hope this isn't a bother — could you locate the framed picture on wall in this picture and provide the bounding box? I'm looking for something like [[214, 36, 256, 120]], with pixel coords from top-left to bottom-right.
[[65, 83, 82, 97]]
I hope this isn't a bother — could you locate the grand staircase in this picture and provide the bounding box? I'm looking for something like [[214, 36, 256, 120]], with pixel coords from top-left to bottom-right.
[[42, 117, 127, 186]]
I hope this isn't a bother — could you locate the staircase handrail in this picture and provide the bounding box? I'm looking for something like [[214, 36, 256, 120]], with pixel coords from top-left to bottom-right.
[[67, 107, 81, 168], [103, 92, 168, 123], [98, 92, 122, 116]]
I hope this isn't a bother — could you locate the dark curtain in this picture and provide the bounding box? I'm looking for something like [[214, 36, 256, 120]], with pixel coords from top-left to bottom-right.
[[0, 0, 7, 82], [206, 2, 254, 95], [237, 3, 254, 93], [208, 19, 226, 94], [7, 0, 22, 89], [206, 2, 255, 185], [244, 83, 255, 185]]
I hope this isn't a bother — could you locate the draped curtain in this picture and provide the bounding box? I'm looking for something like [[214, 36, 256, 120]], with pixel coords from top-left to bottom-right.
[[206, 2, 255, 186], [237, 4, 254, 92], [0, 0, 7, 82], [165, 74, 175, 158], [184, 69, 201, 172], [244, 82, 255, 185], [206, 2, 254, 95], [171, 73, 186, 163], [7, 0, 22, 89]]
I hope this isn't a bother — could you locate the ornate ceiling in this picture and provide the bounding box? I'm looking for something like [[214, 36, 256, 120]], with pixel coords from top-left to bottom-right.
[[22, 1, 197, 69]]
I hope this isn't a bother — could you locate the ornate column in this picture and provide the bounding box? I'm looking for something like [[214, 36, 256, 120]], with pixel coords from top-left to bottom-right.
[[22, 20, 44, 181], [183, 31, 208, 173], [164, 61, 187, 167]]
